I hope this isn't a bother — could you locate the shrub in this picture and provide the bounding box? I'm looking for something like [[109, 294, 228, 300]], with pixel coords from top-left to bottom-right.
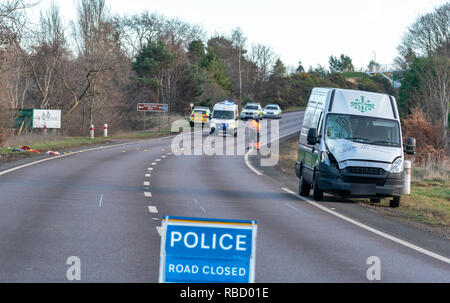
[[402, 108, 447, 165]]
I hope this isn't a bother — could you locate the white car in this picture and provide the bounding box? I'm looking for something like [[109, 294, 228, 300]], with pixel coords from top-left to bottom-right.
[[240, 104, 263, 120], [263, 104, 282, 119]]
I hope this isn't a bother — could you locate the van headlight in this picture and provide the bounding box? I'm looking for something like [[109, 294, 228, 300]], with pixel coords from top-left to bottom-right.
[[320, 151, 330, 165], [391, 158, 404, 173]]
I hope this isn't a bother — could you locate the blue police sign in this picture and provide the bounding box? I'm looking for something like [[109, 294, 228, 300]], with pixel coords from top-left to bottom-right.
[[158, 216, 257, 283]]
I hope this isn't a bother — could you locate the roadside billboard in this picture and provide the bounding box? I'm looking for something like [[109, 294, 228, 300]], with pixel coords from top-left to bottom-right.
[[33, 109, 61, 129], [137, 103, 169, 112]]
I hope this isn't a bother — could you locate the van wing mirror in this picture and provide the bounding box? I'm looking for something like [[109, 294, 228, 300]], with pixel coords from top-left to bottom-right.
[[307, 128, 318, 145], [404, 137, 416, 155]]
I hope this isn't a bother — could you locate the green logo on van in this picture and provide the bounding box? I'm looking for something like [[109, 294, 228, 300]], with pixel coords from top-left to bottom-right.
[[351, 96, 375, 113]]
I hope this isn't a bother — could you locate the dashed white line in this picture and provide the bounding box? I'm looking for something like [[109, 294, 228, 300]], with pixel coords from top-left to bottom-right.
[[148, 206, 158, 213], [148, 168, 154, 171], [145, 174, 151, 178], [156, 159, 161, 162], [156, 226, 162, 236], [152, 163, 157, 166], [281, 187, 450, 265], [144, 181, 150, 186], [144, 192, 152, 198]]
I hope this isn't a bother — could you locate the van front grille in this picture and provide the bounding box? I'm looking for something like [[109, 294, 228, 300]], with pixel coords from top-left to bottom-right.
[[347, 167, 384, 176]]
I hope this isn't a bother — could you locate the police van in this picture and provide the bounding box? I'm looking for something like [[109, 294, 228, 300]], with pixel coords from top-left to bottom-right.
[[210, 101, 239, 137], [295, 88, 416, 208]]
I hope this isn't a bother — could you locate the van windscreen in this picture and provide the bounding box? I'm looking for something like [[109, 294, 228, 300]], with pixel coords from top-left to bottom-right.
[[325, 114, 401, 147], [212, 110, 234, 119]]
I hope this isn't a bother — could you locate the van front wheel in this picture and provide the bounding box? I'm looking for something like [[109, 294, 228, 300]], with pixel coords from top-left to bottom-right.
[[313, 176, 324, 201], [390, 197, 401, 208]]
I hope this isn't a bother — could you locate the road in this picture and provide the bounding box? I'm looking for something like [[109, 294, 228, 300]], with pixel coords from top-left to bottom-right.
[[0, 111, 449, 282]]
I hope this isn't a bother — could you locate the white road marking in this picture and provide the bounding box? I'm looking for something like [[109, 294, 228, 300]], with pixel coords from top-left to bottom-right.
[[152, 163, 157, 166], [161, 156, 166, 158], [0, 135, 179, 177], [145, 174, 151, 178], [156, 226, 162, 236], [200, 207, 207, 214], [148, 206, 158, 213], [144, 181, 150, 186], [144, 192, 152, 198], [244, 129, 301, 176], [281, 188, 450, 265], [148, 168, 153, 171], [156, 159, 161, 162], [98, 194, 104, 208], [244, 150, 263, 176]]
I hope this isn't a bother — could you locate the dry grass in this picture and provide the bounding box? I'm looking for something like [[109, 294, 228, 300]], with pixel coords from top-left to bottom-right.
[[276, 136, 298, 176]]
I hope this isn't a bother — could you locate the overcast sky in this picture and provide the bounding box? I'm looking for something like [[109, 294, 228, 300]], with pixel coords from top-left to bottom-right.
[[33, 0, 447, 70]]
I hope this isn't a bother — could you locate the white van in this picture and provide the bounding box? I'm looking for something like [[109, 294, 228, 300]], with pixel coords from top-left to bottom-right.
[[210, 101, 239, 137], [295, 88, 416, 208]]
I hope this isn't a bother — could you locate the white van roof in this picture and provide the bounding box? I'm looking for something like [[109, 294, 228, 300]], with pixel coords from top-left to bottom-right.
[[311, 88, 398, 120], [213, 101, 238, 111]]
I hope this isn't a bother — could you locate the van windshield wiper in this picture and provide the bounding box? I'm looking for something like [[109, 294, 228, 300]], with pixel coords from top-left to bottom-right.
[[344, 137, 370, 143], [371, 140, 399, 146]]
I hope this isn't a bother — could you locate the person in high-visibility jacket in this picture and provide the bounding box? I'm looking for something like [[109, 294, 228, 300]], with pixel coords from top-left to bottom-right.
[[248, 118, 261, 150]]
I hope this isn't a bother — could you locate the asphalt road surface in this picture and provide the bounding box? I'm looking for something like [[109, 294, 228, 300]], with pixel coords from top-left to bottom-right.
[[0, 111, 448, 282]]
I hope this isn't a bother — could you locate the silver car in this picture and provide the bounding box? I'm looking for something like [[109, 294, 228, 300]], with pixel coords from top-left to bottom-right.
[[263, 104, 282, 119]]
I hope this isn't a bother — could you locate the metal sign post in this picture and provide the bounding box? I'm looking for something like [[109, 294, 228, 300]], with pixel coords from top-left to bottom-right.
[[159, 216, 257, 283]]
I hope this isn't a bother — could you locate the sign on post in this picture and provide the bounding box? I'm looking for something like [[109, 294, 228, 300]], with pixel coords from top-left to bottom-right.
[[159, 216, 257, 283], [137, 103, 169, 112], [32, 109, 61, 129]]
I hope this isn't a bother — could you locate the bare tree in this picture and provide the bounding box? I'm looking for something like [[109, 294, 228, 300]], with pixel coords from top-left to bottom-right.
[[231, 27, 247, 101], [398, 3, 449, 58]]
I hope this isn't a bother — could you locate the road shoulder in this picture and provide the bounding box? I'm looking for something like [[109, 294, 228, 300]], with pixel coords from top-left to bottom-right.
[[248, 135, 450, 259]]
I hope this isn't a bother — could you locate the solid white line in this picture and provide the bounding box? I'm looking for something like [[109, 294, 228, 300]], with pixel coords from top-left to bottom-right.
[[144, 181, 150, 186], [144, 192, 152, 198], [243, 129, 301, 176], [156, 226, 162, 236], [0, 134, 179, 177], [281, 188, 450, 265], [148, 206, 158, 213], [244, 149, 263, 176]]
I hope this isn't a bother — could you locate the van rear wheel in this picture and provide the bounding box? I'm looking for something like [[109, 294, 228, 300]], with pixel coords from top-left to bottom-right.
[[299, 175, 311, 197], [389, 197, 401, 208]]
